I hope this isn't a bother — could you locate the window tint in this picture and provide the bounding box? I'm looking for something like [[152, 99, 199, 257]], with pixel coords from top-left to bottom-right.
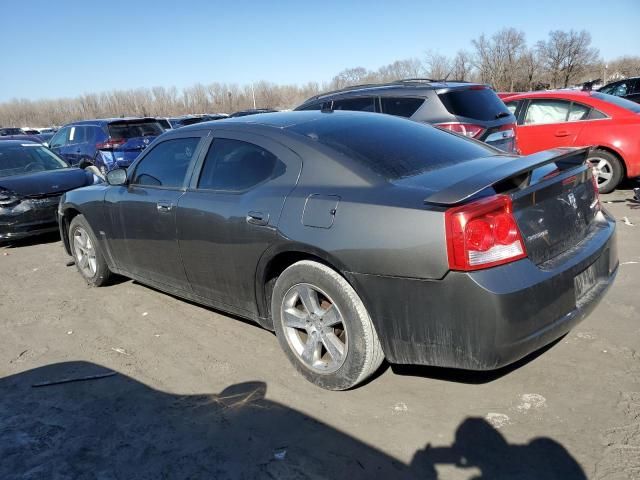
[[591, 92, 640, 113], [332, 97, 376, 112], [49, 127, 70, 147], [568, 102, 590, 121], [132, 137, 199, 188], [505, 101, 519, 115], [108, 121, 163, 140], [587, 108, 607, 120], [437, 88, 510, 121], [198, 139, 278, 191], [524, 99, 570, 125], [297, 102, 323, 111], [289, 113, 496, 180], [380, 97, 424, 118]]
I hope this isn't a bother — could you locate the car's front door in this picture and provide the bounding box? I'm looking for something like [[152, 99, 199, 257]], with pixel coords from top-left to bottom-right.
[[176, 131, 302, 315], [516, 98, 587, 154], [105, 134, 205, 290], [48, 126, 71, 159]]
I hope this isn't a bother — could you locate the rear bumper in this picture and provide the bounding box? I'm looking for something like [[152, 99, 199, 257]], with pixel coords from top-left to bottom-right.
[[346, 210, 618, 370]]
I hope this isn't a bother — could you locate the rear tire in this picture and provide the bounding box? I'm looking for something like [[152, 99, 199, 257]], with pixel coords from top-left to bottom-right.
[[69, 215, 112, 286], [588, 149, 623, 194], [272, 260, 384, 390]]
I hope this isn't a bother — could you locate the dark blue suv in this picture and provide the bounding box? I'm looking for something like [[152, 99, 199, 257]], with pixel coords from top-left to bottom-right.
[[48, 118, 164, 177]]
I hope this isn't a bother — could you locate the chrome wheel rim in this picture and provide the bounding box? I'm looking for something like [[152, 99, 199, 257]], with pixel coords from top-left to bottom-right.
[[73, 227, 97, 278], [590, 157, 613, 190], [281, 283, 348, 374]]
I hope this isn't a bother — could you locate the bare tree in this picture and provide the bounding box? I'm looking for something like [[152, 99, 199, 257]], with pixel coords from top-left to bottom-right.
[[425, 50, 451, 80], [537, 30, 599, 88], [451, 50, 473, 81], [472, 28, 526, 91]]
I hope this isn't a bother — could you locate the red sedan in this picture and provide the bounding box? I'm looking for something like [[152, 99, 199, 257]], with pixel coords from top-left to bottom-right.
[[502, 90, 640, 192]]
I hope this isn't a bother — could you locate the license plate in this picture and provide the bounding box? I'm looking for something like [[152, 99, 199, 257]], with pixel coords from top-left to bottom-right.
[[574, 263, 598, 301]]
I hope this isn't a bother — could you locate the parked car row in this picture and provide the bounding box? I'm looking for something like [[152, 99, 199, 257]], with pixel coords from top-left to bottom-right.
[[1, 78, 625, 390]]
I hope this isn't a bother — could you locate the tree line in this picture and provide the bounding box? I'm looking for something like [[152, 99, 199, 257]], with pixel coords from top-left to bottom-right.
[[1, 28, 639, 128]]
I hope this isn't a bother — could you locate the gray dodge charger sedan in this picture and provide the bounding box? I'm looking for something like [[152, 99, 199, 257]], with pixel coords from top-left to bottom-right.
[[58, 111, 617, 390]]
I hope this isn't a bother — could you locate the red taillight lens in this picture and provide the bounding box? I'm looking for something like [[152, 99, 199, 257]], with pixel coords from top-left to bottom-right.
[[96, 138, 126, 150], [445, 195, 527, 271], [435, 122, 486, 139]]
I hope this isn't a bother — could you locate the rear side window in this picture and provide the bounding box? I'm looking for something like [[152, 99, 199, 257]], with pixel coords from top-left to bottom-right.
[[198, 138, 278, 191], [108, 121, 163, 140], [524, 99, 570, 125], [437, 88, 510, 121], [380, 97, 424, 118], [591, 92, 640, 113], [587, 109, 607, 120], [289, 113, 496, 180], [132, 137, 199, 188], [568, 102, 590, 121], [332, 97, 376, 112]]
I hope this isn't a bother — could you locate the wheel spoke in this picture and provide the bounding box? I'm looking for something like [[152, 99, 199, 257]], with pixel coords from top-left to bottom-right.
[[320, 304, 341, 327], [321, 331, 345, 364], [301, 335, 320, 364], [597, 159, 608, 171], [79, 254, 89, 269], [297, 285, 320, 315], [599, 171, 612, 180], [283, 307, 308, 329]]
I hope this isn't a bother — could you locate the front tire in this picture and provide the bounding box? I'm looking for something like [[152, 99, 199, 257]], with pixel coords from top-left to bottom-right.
[[69, 215, 112, 286], [588, 149, 623, 194], [272, 260, 384, 390]]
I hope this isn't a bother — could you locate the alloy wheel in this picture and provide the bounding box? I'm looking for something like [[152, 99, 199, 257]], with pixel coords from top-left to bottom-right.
[[590, 157, 613, 190], [73, 226, 97, 278], [281, 283, 348, 374]]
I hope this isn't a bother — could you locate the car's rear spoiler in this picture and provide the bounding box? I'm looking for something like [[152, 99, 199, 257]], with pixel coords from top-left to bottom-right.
[[424, 147, 591, 206]]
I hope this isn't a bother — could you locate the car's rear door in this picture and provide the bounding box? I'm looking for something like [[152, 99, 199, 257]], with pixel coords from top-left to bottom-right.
[[105, 132, 206, 290], [516, 98, 586, 154], [176, 131, 302, 315]]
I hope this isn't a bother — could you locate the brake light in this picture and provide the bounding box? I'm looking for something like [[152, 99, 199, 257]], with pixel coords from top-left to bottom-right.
[[96, 139, 126, 150], [445, 195, 527, 271], [436, 122, 486, 139]]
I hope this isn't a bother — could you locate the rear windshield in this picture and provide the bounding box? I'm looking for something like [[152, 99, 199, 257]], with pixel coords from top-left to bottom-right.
[[0, 144, 68, 178], [591, 92, 640, 113], [289, 113, 496, 180], [438, 87, 510, 121], [108, 121, 163, 140]]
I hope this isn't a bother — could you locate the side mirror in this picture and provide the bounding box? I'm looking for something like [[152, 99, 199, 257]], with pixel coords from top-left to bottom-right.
[[106, 168, 128, 186]]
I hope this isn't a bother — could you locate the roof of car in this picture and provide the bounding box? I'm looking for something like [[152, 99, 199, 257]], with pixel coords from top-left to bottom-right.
[[501, 90, 597, 101], [299, 79, 483, 105], [66, 117, 160, 126], [0, 139, 40, 146]]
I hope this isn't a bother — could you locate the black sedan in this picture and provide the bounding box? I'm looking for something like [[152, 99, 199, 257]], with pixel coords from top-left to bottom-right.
[[58, 111, 617, 390], [0, 141, 98, 241]]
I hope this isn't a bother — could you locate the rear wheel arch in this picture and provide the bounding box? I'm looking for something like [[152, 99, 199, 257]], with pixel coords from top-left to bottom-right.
[[61, 207, 82, 255], [255, 245, 352, 330], [592, 146, 626, 176]]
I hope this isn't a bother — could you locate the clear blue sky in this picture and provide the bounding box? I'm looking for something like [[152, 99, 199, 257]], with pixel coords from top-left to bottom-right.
[[1, 0, 638, 102]]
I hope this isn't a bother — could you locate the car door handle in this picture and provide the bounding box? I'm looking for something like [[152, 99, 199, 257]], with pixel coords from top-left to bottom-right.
[[554, 130, 570, 137], [156, 201, 173, 213], [246, 211, 269, 226]]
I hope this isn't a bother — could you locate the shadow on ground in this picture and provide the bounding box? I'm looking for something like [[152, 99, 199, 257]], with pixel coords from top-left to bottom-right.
[[1, 231, 60, 249], [0, 361, 586, 479]]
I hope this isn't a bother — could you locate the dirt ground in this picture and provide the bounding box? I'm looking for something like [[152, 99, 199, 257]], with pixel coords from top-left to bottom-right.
[[1, 185, 639, 480]]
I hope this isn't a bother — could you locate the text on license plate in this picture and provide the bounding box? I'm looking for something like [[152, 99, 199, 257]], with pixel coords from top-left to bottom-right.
[[574, 263, 598, 301]]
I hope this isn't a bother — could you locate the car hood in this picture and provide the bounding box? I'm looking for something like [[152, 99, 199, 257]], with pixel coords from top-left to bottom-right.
[[0, 168, 92, 197]]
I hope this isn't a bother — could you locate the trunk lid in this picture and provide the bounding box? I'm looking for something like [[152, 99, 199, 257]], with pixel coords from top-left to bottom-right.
[[422, 147, 599, 265]]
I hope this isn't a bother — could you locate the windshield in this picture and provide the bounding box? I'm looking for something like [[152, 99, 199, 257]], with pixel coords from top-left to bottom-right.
[[0, 144, 69, 178], [108, 121, 163, 140], [591, 92, 640, 114]]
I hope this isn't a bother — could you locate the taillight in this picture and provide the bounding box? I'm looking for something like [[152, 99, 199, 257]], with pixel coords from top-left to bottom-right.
[[96, 138, 126, 150], [445, 194, 527, 271], [436, 122, 486, 139]]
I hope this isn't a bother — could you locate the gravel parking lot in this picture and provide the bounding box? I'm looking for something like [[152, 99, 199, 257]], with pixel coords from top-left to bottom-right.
[[1, 185, 639, 479]]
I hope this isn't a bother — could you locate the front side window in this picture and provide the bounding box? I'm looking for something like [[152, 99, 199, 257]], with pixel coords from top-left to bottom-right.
[[524, 99, 571, 125], [332, 97, 376, 112], [380, 97, 424, 118], [198, 139, 278, 191], [49, 127, 70, 148], [131, 137, 199, 188]]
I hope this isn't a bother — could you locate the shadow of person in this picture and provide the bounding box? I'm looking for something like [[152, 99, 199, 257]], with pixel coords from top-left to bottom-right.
[[0, 362, 587, 479], [410, 417, 587, 479]]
